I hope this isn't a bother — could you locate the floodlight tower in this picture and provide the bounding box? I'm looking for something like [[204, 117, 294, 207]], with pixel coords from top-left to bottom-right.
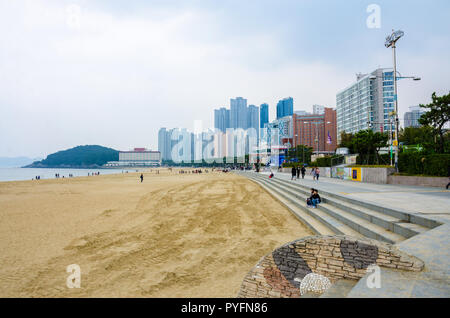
[[385, 29, 404, 172]]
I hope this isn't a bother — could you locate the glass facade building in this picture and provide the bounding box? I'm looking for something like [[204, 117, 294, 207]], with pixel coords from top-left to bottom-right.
[[247, 105, 259, 132], [276, 97, 294, 119], [214, 107, 230, 132], [230, 97, 248, 129], [404, 106, 425, 128], [260, 103, 269, 129]]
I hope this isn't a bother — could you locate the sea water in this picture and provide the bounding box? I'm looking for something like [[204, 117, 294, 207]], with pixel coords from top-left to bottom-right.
[[0, 167, 134, 182]]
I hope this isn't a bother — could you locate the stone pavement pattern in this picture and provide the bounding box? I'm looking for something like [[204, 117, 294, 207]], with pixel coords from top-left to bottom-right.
[[238, 235, 423, 298]]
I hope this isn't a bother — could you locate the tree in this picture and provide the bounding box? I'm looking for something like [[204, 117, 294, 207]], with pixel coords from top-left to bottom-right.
[[339, 131, 355, 153], [351, 130, 389, 164], [287, 145, 313, 165], [399, 126, 435, 153], [418, 92, 450, 154]]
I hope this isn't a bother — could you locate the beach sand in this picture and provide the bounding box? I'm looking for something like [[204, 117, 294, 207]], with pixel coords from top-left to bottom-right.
[[0, 169, 312, 297]]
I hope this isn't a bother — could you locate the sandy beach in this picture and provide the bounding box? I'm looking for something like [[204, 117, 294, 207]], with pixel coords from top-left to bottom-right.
[[0, 169, 312, 297]]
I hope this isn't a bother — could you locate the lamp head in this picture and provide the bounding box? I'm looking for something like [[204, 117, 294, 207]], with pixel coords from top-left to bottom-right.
[[385, 30, 404, 48]]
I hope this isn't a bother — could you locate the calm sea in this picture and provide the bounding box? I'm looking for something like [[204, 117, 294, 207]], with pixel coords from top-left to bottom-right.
[[0, 167, 135, 182]]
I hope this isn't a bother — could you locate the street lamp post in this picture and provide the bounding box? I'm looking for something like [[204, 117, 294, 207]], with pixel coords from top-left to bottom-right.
[[385, 29, 404, 173], [368, 71, 420, 168]]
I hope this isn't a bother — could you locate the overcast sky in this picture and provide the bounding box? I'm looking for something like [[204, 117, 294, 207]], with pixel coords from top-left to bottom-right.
[[1, 0, 449, 158]]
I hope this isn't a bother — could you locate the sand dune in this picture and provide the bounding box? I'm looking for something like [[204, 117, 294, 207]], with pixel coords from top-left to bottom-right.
[[0, 169, 312, 297]]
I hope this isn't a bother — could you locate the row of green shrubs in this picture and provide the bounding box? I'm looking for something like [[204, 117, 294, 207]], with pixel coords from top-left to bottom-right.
[[310, 155, 345, 167], [356, 154, 391, 165], [398, 153, 450, 177], [282, 162, 308, 168], [301, 153, 449, 177]]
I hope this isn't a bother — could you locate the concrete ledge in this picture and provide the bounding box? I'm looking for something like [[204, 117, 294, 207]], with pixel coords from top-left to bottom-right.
[[388, 175, 449, 188], [347, 224, 450, 297]]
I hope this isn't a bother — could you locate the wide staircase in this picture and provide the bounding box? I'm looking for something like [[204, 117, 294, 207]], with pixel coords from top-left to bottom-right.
[[239, 172, 441, 245]]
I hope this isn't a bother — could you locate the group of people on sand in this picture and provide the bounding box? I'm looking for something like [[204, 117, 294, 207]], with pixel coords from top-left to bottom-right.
[[88, 172, 100, 176], [177, 169, 210, 174]]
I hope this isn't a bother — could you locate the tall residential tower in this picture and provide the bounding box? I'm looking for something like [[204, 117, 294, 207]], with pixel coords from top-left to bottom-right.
[[336, 68, 395, 142]]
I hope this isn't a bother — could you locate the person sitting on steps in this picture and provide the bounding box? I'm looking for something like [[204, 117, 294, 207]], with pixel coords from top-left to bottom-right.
[[307, 189, 321, 208]]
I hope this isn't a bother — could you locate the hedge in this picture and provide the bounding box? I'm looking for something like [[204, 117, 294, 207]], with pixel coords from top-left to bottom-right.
[[310, 155, 345, 167], [398, 153, 450, 177], [282, 162, 308, 168], [356, 154, 391, 165]]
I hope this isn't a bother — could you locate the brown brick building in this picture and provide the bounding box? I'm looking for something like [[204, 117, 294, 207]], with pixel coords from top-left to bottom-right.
[[293, 107, 337, 154]]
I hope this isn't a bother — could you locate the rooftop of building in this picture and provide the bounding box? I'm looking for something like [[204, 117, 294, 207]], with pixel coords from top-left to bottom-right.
[[336, 67, 393, 96]]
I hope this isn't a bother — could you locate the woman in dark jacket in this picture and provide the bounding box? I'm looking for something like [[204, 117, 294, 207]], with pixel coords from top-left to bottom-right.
[[291, 166, 297, 180]]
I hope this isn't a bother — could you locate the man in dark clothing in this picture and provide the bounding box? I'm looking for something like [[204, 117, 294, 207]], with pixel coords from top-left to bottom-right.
[[301, 166, 306, 179], [296, 166, 300, 179], [291, 166, 296, 180], [140, 174, 144, 183]]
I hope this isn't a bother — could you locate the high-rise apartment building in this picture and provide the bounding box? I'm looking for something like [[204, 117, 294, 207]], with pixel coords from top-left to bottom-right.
[[158, 128, 172, 161], [214, 107, 230, 132], [247, 105, 259, 142], [230, 97, 248, 129], [313, 105, 325, 115], [276, 97, 294, 119], [158, 128, 194, 162], [336, 68, 395, 142], [260, 103, 269, 129], [404, 106, 425, 128]]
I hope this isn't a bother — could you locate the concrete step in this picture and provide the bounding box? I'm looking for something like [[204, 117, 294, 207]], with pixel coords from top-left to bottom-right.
[[247, 176, 335, 236], [250, 174, 406, 244], [252, 173, 430, 238], [253, 172, 441, 230], [320, 279, 358, 298], [248, 176, 362, 238], [318, 203, 405, 244]]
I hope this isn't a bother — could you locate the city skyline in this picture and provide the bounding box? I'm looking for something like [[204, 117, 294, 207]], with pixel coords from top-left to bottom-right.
[[1, 0, 450, 158]]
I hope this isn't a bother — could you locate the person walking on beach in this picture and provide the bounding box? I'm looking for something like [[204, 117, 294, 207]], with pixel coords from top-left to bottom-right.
[[301, 166, 306, 179], [291, 166, 296, 180], [315, 167, 320, 181], [140, 174, 144, 183]]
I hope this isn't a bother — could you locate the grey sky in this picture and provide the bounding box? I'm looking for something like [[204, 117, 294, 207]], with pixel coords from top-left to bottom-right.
[[1, 0, 449, 158]]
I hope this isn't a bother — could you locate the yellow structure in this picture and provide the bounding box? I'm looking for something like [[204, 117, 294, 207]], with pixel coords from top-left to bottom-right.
[[351, 167, 362, 182]]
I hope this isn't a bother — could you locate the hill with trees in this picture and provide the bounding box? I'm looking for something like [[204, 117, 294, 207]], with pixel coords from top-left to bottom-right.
[[25, 145, 119, 168]]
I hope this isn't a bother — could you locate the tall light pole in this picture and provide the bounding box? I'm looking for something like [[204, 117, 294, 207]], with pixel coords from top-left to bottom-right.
[[368, 73, 420, 167], [385, 29, 404, 172]]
